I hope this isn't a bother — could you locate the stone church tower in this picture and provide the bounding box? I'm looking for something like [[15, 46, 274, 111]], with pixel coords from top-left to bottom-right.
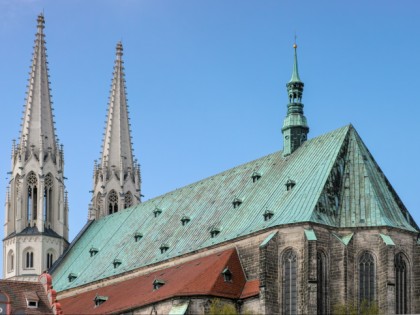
[[3, 14, 69, 280], [89, 42, 141, 220]]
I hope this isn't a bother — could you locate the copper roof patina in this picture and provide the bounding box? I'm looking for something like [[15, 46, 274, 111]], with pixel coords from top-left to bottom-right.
[[51, 125, 418, 292]]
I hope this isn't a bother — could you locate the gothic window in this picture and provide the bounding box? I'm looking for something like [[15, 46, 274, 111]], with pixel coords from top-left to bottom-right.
[[359, 252, 375, 305], [27, 172, 38, 222], [46, 252, 54, 269], [283, 249, 297, 315], [24, 250, 34, 269], [124, 191, 133, 209], [108, 190, 118, 214], [43, 173, 53, 222], [317, 251, 327, 315], [7, 250, 14, 273], [395, 253, 408, 314]]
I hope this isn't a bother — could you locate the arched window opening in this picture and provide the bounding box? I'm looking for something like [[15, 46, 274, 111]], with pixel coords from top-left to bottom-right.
[[359, 252, 375, 306], [0, 292, 10, 315], [124, 191, 133, 209], [395, 253, 408, 314], [96, 193, 102, 211], [317, 252, 327, 315], [46, 252, 54, 269], [7, 251, 14, 273], [27, 172, 38, 222], [283, 249, 297, 315], [24, 250, 34, 269], [108, 190, 118, 214], [43, 173, 53, 222]]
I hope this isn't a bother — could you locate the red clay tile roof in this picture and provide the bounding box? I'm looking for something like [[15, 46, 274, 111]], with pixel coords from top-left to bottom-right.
[[60, 248, 258, 314], [0, 280, 53, 314], [240, 279, 259, 299]]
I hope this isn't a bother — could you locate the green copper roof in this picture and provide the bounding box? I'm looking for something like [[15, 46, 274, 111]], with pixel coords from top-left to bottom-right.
[[51, 125, 418, 292], [289, 44, 301, 83], [380, 233, 395, 246], [304, 229, 317, 241]]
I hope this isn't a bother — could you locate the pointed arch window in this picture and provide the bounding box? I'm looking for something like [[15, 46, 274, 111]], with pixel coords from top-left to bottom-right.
[[317, 251, 327, 315], [7, 250, 14, 273], [46, 251, 54, 269], [283, 249, 297, 315], [24, 250, 34, 269], [395, 252, 408, 314], [43, 173, 53, 222], [108, 190, 118, 214], [27, 172, 38, 222], [359, 252, 375, 305], [124, 191, 133, 209]]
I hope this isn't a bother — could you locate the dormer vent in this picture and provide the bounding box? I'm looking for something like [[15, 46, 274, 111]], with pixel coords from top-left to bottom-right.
[[210, 227, 220, 238], [153, 207, 162, 217], [94, 295, 108, 307], [89, 247, 99, 257], [232, 197, 242, 209], [153, 279, 165, 290], [251, 171, 261, 183], [222, 267, 233, 282], [160, 244, 169, 254], [113, 259, 122, 268], [68, 273, 77, 282], [181, 216, 191, 226], [263, 209, 274, 221], [286, 179, 296, 191], [24, 292, 39, 308], [134, 232, 143, 242]]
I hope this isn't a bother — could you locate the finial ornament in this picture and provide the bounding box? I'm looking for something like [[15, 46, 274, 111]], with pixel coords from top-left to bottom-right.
[[37, 13, 45, 30]]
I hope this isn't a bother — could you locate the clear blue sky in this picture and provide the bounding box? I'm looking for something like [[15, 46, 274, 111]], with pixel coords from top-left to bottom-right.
[[0, 0, 419, 267]]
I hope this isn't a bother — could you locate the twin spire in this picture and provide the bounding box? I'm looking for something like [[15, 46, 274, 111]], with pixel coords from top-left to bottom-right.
[[20, 14, 58, 158], [90, 41, 141, 220]]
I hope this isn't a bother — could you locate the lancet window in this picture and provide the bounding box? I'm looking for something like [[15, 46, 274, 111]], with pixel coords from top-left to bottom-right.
[[24, 250, 34, 269], [317, 251, 327, 315], [46, 252, 54, 269], [124, 191, 133, 209], [43, 173, 53, 222], [27, 172, 38, 222], [283, 249, 297, 315], [395, 252, 408, 314], [359, 252, 375, 305], [108, 190, 118, 214]]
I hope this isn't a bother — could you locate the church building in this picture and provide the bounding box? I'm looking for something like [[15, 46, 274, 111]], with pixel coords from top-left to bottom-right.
[[3, 15, 420, 315]]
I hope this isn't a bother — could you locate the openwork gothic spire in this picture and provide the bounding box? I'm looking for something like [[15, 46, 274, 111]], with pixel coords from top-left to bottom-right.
[[20, 14, 58, 158], [282, 42, 309, 156], [90, 42, 141, 220]]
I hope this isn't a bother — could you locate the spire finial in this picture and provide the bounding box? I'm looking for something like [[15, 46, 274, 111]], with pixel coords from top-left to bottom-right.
[[290, 36, 301, 83], [116, 41, 123, 59], [37, 13, 45, 32]]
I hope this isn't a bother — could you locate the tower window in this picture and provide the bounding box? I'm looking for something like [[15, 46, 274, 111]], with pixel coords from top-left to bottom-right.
[[27, 172, 38, 222], [124, 191, 133, 209], [46, 252, 54, 269], [108, 190, 118, 214], [7, 250, 14, 273], [25, 251, 34, 269], [43, 173, 53, 222]]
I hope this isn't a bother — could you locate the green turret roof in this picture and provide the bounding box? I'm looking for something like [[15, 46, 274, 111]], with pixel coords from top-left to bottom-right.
[[289, 43, 301, 83], [50, 125, 418, 292]]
